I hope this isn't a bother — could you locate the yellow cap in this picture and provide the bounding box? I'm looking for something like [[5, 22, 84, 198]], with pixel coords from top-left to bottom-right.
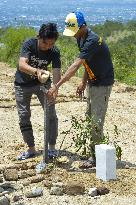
[[63, 13, 79, 36], [63, 12, 86, 36]]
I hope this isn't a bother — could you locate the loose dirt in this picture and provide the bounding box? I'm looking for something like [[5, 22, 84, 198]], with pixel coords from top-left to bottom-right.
[[0, 62, 136, 205]]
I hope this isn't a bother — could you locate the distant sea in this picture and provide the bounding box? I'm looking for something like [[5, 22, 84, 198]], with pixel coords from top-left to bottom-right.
[[0, 0, 136, 30]]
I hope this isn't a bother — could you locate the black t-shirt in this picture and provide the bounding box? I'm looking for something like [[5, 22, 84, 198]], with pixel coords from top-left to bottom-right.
[[78, 30, 114, 86], [15, 38, 61, 86]]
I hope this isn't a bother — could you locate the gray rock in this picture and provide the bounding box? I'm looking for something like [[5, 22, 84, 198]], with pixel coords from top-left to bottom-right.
[[97, 187, 110, 195], [35, 161, 47, 174], [6, 188, 14, 193], [0, 176, 3, 183], [50, 186, 63, 196], [0, 196, 10, 205], [25, 187, 43, 198], [88, 187, 98, 197], [13, 195, 23, 202], [0, 187, 4, 193], [0, 182, 15, 189]]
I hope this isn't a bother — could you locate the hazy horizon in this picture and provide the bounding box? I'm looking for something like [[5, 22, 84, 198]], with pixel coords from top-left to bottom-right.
[[0, 0, 136, 29]]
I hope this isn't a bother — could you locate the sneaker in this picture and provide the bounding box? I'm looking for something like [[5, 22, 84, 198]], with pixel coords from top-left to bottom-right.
[[17, 151, 36, 160], [48, 150, 58, 159]]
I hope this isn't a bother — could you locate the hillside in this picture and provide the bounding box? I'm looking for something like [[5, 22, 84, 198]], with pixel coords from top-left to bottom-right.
[[0, 62, 136, 205]]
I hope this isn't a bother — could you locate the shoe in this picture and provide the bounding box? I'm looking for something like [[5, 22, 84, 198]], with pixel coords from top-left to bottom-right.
[[17, 151, 36, 160], [48, 150, 58, 159]]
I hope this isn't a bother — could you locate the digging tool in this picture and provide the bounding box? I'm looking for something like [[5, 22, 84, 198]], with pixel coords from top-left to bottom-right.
[[42, 84, 50, 163], [36, 73, 50, 173]]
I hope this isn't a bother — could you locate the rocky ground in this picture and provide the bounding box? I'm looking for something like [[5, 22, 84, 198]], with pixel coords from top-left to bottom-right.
[[0, 62, 136, 205]]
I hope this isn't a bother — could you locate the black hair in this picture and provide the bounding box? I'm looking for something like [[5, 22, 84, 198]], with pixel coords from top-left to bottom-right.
[[80, 22, 87, 29], [38, 23, 59, 40]]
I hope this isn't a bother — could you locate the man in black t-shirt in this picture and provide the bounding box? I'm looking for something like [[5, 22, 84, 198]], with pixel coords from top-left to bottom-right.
[[15, 23, 61, 160], [48, 12, 114, 164]]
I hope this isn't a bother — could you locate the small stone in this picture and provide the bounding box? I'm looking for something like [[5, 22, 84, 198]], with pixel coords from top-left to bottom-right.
[[3, 169, 18, 181], [97, 187, 110, 195], [25, 187, 43, 198], [0, 196, 10, 205], [52, 182, 63, 188], [0, 182, 15, 189], [88, 187, 98, 197], [64, 181, 85, 195], [50, 186, 63, 196], [116, 160, 125, 169], [0, 176, 3, 183], [3, 191, 10, 195], [35, 161, 47, 174], [43, 180, 52, 189], [125, 165, 130, 169], [13, 195, 23, 202], [0, 166, 5, 173], [0, 187, 5, 193], [0, 191, 10, 197]]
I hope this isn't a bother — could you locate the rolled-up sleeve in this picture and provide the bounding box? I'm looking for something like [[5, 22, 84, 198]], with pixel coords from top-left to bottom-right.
[[20, 40, 31, 59], [52, 49, 61, 69]]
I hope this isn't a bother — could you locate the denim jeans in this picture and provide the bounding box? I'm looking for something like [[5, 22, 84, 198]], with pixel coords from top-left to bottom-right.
[[14, 84, 58, 147]]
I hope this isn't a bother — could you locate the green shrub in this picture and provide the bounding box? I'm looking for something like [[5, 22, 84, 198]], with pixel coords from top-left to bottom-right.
[[0, 26, 36, 67], [56, 35, 79, 73], [0, 21, 136, 85], [109, 32, 136, 85], [61, 116, 122, 160], [90, 20, 125, 38]]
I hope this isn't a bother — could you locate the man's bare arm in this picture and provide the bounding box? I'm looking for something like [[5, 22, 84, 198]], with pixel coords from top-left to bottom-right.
[[53, 68, 61, 84], [19, 57, 37, 76], [56, 58, 84, 89]]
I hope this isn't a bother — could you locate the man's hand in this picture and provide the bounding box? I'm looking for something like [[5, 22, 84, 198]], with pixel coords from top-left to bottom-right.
[[47, 84, 58, 99], [37, 69, 50, 83], [46, 93, 56, 105], [76, 82, 86, 99]]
